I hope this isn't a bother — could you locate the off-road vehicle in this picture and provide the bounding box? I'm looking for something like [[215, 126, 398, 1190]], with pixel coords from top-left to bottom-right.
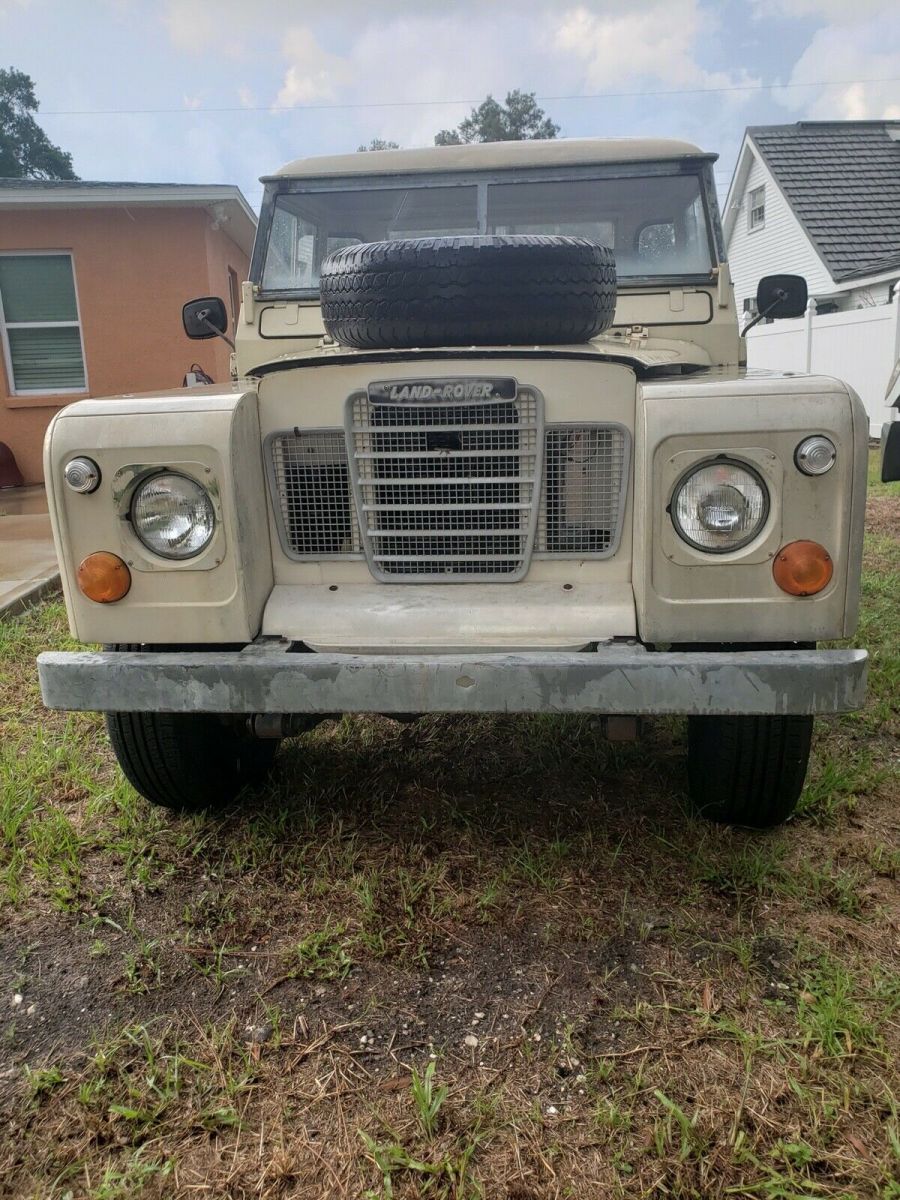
[[37, 138, 868, 826]]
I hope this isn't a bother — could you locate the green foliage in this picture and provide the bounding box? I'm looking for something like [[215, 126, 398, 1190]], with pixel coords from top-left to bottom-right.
[[24, 1064, 63, 1101], [435, 89, 559, 145], [357, 138, 400, 152], [797, 958, 878, 1057], [0, 67, 77, 179], [1, 472, 898, 1198], [411, 1060, 449, 1139], [291, 921, 354, 980]]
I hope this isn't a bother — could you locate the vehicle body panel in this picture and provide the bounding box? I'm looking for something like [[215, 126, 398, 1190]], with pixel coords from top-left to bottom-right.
[[38, 137, 868, 727]]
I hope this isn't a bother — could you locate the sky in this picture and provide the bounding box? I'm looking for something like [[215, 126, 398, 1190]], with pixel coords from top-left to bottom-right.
[[2, 0, 899, 212]]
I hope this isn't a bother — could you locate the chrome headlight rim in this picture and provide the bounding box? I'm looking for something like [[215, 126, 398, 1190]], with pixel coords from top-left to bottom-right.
[[670, 456, 770, 555], [130, 470, 216, 561]]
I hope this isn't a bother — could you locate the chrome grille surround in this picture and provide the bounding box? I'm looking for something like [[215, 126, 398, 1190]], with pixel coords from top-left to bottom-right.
[[346, 384, 544, 581], [266, 429, 363, 559], [536, 423, 631, 558]]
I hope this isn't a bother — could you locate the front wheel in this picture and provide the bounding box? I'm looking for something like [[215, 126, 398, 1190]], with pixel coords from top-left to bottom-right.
[[105, 711, 278, 812], [687, 714, 813, 828]]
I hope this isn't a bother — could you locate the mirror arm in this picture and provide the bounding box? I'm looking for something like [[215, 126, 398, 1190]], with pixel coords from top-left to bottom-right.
[[742, 288, 790, 336], [199, 314, 235, 350]]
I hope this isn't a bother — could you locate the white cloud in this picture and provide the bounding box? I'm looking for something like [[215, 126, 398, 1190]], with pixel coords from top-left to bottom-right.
[[774, 15, 900, 119], [161, 0, 250, 58], [275, 26, 352, 106], [551, 1, 759, 93]]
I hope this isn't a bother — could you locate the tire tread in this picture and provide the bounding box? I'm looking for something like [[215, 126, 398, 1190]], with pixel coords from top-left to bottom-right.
[[104, 644, 277, 812], [320, 235, 617, 349], [687, 715, 813, 827]]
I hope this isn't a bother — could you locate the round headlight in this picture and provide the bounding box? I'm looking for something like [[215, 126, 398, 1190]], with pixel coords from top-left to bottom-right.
[[672, 459, 769, 553], [131, 472, 215, 560], [795, 435, 836, 476]]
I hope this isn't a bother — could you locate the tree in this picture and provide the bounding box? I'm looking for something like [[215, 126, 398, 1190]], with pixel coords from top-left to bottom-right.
[[435, 90, 559, 146], [1, 68, 77, 179], [357, 138, 400, 152]]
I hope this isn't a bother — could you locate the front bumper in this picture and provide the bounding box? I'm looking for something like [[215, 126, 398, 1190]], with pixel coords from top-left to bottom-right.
[[37, 644, 867, 716]]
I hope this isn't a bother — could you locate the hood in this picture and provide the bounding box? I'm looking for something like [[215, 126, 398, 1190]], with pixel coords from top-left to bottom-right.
[[248, 333, 712, 379]]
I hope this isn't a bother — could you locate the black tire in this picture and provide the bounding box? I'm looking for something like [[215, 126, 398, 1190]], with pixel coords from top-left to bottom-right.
[[687, 715, 813, 828], [103, 644, 278, 812], [319, 235, 617, 350]]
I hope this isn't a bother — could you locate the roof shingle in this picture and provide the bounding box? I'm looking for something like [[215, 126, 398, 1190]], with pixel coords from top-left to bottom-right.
[[748, 121, 900, 282]]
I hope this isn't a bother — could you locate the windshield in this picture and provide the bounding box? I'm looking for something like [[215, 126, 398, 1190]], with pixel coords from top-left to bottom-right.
[[260, 172, 713, 292]]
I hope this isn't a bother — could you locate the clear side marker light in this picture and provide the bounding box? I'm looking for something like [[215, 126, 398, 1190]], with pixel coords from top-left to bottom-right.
[[64, 456, 101, 493], [795, 436, 836, 476]]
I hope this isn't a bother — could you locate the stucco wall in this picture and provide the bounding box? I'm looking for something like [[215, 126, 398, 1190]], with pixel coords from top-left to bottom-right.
[[0, 206, 249, 484]]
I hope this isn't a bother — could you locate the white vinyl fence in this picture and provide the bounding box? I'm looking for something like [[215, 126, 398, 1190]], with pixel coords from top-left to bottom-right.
[[745, 290, 900, 436]]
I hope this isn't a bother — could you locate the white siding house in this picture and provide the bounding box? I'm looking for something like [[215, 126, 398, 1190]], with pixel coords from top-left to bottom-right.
[[725, 144, 832, 315], [724, 121, 900, 433], [724, 121, 900, 315]]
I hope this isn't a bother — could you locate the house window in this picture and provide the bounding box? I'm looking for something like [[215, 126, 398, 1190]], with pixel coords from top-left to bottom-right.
[[0, 253, 86, 394], [748, 185, 765, 232], [227, 266, 240, 330]]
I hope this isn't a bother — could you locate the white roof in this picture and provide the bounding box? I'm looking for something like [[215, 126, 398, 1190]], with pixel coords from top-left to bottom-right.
[[271, 137, 714, 180]]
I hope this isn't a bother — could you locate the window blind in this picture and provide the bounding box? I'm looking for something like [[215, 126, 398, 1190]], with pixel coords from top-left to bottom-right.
[[7, 327, 86, 390], [0, 254, 86, 392]]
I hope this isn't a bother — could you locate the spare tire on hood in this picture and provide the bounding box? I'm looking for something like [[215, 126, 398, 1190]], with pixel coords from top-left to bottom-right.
[[319, 234, 617, 350]]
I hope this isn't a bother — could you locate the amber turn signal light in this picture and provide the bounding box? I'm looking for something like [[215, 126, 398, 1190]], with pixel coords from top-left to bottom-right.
[[77, 552, 131, 603], [773, 540, 833, 597]]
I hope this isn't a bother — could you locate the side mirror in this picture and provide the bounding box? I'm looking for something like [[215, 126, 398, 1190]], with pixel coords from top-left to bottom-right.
[[881, 421, 900, 484], [756, 274, 808, 320], [183, 296, 229, 340]]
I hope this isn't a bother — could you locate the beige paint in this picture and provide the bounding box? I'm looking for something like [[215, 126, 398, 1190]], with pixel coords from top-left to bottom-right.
[[633, 372, 867, 643], [262, 582, 635, 652], [43, 358, 865, 651], [238, 292, 739, 377], [256, 358, 636, 593], [272, 136, 712, 179], [40, 143, 866, 661], [46, 388, 272, 644]]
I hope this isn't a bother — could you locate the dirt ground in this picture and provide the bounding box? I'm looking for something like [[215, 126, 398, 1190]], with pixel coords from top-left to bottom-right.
[[0, 466, 897, 1199]]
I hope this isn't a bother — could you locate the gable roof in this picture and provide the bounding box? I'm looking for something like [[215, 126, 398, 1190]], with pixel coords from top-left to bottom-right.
[[745, 121, 900, 283], [0, 180, 257, 256]]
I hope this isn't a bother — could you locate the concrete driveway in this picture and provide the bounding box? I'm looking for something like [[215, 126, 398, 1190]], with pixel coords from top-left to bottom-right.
[[0, 486, 59, 617]]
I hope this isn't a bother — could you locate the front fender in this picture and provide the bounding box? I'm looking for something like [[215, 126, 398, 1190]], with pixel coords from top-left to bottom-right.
[[44, 385, 272, 644]]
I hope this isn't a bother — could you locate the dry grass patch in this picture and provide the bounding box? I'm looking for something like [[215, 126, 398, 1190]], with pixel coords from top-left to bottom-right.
[[0, 454, 897, 1198]]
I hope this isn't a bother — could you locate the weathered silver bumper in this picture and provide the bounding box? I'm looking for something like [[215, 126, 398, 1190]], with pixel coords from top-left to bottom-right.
[[37, 644, 868, 716]]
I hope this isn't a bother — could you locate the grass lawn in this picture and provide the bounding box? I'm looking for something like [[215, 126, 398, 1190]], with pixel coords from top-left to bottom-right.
[[0, 453, 897, 1199]]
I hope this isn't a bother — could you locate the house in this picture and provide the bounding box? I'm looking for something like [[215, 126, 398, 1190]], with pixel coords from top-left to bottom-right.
[[724, 120, 900, 315], [724, 122, 900, 434], [0, 181, 257, 485]]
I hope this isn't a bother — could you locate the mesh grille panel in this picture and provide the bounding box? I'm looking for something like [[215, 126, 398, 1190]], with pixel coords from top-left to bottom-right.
[[269, 430, 361, 557], [349, 391, 541, 580], [537, 425, 629, 557], [268, 415, 629, 569]]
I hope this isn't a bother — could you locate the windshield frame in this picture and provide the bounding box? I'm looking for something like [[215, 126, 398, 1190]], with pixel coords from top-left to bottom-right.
[[251, 159, 723, 300]]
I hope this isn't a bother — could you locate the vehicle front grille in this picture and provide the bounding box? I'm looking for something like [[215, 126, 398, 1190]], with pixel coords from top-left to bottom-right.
[[537, 425, 629, 557], [268, 429, 361, 557], [347, 390, 543, 580], [268, 409, 629, 573]]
